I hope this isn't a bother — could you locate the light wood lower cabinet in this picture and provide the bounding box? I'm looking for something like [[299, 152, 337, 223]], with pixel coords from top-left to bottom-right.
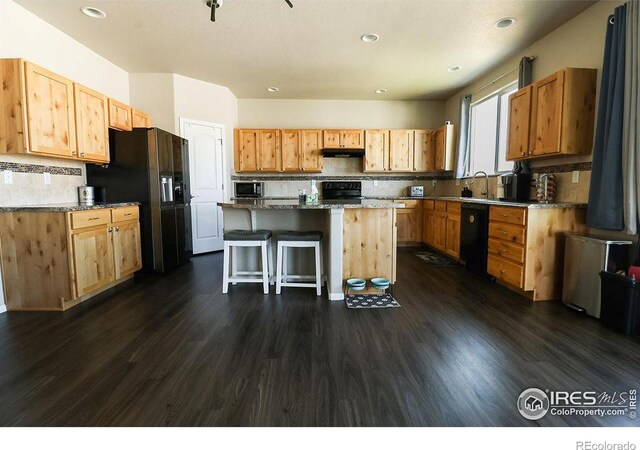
[[343, 208, 397, 284], [72, 226, 114, 297], [487, 205, 586, 301], [0, 206, 142, 311], [395, 200, 422, 245]]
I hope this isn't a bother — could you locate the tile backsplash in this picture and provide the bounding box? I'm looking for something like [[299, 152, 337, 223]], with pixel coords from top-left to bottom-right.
[[0, 155, 85, 206]]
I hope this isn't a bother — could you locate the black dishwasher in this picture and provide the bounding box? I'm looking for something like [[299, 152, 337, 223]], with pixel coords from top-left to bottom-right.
[[460, 203, 490, 275]]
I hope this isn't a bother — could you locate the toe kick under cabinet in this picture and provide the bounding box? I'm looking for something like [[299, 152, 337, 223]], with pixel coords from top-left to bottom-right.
[[487, 205, 586, 301], [0, 205, 142, 311]]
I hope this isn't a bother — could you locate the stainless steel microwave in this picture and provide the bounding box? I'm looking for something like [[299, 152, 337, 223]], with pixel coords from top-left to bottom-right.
[[234, 181, 264, 198]]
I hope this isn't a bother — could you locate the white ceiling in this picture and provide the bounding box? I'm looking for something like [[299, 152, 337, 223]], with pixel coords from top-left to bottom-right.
[[15, 0, 595, 100]]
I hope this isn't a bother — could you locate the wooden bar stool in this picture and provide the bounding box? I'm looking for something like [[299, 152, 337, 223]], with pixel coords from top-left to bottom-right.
[[222, 230, 273, 294], [275, 231, 324, 296]]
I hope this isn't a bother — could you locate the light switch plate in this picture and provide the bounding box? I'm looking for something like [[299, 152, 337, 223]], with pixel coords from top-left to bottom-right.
[[373, 180, 378, 187], [43, 172, 51, 185], [3, 170, 13, 185], [572, 171, 580, 183], [432, 180, 437, 187]]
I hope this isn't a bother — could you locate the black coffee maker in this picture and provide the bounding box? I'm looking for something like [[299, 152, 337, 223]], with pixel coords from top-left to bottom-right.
[[499, 173, 531, 202]]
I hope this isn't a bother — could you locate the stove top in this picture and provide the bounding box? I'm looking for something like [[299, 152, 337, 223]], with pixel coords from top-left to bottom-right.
[[322, 181, 362, 200]]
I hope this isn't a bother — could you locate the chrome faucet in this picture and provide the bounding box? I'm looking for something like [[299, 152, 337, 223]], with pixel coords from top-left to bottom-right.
[[470, 171, 490, 199]]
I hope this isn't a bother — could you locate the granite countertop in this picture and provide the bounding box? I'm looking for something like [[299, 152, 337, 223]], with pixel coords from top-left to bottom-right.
[[221, 199, 404, 210], [366, 196, 587, 209], [0, 202, 141, 212]]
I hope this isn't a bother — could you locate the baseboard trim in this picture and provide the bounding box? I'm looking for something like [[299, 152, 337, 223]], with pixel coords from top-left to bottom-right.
[[329, 293, 344, 301]]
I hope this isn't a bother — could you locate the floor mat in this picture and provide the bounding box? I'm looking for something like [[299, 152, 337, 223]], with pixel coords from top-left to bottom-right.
[[345, 293, 400, 309], [415, 250, 459, 268]]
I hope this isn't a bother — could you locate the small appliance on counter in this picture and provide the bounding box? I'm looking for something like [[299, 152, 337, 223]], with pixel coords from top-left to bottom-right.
[[498, 173, 531, 202], [461, 186, 472, 198], [234, 181, 264, 198], [407, 185, 424, 197], [77, 185, 95, 204]]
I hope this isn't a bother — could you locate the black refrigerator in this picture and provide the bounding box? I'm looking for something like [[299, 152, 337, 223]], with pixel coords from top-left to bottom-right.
[[87, 128, 192, 273]]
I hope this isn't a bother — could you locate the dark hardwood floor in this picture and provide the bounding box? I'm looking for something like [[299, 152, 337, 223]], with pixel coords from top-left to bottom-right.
[[1, 248, 639, 426]]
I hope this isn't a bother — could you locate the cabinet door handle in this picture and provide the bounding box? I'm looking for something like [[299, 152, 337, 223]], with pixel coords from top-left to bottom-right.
[[108, 227, 113, 232], [500, 269, 506, 274], [115, 227, 119, 232], [72, 151, 77, 156]]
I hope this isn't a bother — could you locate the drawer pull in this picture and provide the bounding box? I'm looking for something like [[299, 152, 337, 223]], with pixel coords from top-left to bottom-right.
[[500, 269, 506, 274], [88, 217, 100, 221], [124, 213, 132, 216], [500, 230, 507, 235]]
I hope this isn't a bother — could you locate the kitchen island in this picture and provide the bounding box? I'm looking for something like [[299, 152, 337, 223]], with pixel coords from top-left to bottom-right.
[[221, 199, 404, 300]]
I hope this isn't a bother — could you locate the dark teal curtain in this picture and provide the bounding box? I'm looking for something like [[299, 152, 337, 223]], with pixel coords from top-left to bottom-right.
[[587, 5, 627, 230]]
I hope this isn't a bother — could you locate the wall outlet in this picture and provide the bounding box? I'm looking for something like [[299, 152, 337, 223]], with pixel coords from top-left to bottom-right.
[[43, 172, 51, 185], [572, 171, 580, 183], [432, 180, 437, 187], [3, 170, 13, 185], [373, 180, 378, 187]]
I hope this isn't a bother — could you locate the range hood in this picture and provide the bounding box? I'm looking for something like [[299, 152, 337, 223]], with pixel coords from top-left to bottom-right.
[[322, 148, 365, 158]]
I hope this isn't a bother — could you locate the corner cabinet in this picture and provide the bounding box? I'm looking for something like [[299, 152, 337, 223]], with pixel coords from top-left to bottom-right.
[[507, 67, 597, 161], [0, 205, 142, 311], [434, 124, 455, 171], [132, 108, 153, 128]]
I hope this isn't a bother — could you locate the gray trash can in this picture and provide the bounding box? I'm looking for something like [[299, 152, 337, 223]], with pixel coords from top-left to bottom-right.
[[562, 233, 631, 318]]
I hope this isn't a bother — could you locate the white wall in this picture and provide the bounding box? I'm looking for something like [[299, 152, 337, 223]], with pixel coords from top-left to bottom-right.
[[238, 99, 445, 130], [129, 73, 176, 132]]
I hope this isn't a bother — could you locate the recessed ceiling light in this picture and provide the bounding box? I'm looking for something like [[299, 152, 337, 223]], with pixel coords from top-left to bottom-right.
[[375, 89, 387, 94], [266, 87, 279, 93], [361, 33, 380, 43], [80, 6, 106, 19], [447, 65, 462, 72], [495, 17, 515, 29]]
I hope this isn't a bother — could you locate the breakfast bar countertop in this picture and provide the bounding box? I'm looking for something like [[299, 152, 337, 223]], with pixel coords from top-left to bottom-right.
[[0, 202, 141, 213], [221, 199, 404, 209]]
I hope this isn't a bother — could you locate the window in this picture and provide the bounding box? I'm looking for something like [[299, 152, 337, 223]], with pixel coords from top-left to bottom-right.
[[466, 81, 518, 176]]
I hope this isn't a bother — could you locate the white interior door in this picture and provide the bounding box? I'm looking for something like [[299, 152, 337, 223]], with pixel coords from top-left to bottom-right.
[[181, 119, 225, 254]]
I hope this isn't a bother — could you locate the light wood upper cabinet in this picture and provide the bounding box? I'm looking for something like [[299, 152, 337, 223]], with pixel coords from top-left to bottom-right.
[[507, 67, 596, 160], [364, 129, 390, 172], [235, 129, 259, 172], [112, 220, 142, 279], [281, 130, 301, 172], [24, 61, 77, 158], [323, 129, 364, 148], [73, 83, 109, 163], [507, 86, 532, 160], [389, 130, 414, 172], [300, 130, 323, 172], [71, 226, 114, 297], [108, 98, 132, 131], [131, 108, 152, 128], [413, 130, 434, 172], [257, 129, 281, 172], [434, 124, 455, 171], [342, 130, 364, 148]]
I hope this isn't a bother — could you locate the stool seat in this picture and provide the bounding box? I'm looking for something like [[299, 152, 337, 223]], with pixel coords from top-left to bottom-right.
[[277, 230, 323, 241], [224, 229, 272, 241]]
